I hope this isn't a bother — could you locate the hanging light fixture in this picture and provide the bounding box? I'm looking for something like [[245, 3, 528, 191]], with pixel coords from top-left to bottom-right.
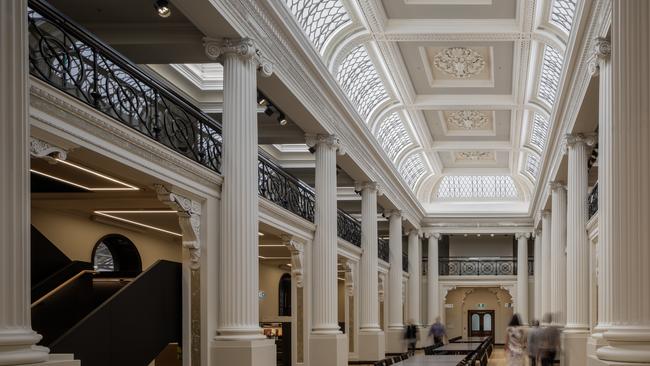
[[154, 0, 171, 18]]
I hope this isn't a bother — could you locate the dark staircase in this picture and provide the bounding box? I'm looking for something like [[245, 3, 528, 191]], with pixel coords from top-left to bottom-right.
[[30, 226, 182, 366]]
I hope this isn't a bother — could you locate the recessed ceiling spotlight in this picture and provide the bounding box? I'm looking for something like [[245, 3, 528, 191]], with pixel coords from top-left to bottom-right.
[[464, 233, 468, 237], [154, 0, 171, 18], [477, 234, 481, 237], [278, 114, 288, 126], [258, 232, 265, 236], [490, 233, 495, 237]]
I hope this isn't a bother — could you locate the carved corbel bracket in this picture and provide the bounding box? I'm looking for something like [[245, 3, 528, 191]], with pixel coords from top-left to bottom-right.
[[30, 137, 68, 162], [281, 235, 305, 288], [344, 260, 355, 297], [154, 184, 201, 269], [378, 274, 385, 303]]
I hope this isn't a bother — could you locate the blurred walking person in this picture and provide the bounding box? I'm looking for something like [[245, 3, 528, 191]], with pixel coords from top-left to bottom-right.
[[429, 317, 446, 345], [527, 320, 542, 366], [539, 313, 561, 366], [404, 319, 419, 351], [505, 314, 526, 366]]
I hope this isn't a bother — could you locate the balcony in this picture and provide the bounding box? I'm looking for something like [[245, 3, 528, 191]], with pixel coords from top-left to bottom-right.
[[588, 182, 598, 219], [28, 0, 369, 252], [438, 257, 534, 276]]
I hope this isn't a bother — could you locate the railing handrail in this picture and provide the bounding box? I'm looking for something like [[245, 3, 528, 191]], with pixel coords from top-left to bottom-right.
[[28, 0, 221, 135], [438, 256, 534, 260], [258, 149, 315, 194]]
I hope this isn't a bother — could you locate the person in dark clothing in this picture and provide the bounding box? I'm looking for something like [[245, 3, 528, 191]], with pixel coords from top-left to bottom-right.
[[429, 317, 446, 345], [539, 313, 561, 366], [404, 319, 419, 350], [527, 320, 542, 366]]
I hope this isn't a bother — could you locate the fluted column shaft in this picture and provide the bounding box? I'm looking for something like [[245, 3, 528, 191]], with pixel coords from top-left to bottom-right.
[[565, 134, 594, 331], [540, 210, 552, 321], [307, 135, 342, 334], [550, 183, 567, 326], [386, 211, 404, 330], [407, 231, 421, 326], [533, 230, 542, 321], [426, 234, 440, 325], [597, 1, 650, 362], [516, 233, 530, 323], [358, 182, 380, 331], [0, 1, 50, 364], [215, 40, 265, 340]]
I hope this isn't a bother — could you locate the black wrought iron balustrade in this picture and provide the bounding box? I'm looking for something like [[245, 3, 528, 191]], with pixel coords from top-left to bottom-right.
[[27, 0, 222, 173], [439, 257, 534, 276], [403, 252, 408, 272], [588, 182, 598, 219], [258, 154, 315, 222], [337, 210, 362, 247], [378, 238, 389, 262]]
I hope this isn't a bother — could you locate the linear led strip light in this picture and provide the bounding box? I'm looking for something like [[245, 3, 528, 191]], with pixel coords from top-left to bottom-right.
[[94, 210, 182, 237], [31, 158, 139, 191]]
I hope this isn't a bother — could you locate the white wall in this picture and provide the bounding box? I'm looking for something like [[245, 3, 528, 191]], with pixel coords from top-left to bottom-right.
[[32, 207, 181, 269], [448, 236, 513, 257], [259, 262, 292, 323]]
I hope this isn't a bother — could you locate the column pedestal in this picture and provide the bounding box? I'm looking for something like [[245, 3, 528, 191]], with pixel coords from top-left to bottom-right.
[[358, 332, 386, 361], [309, 334, 347, 366], [385, 330, 407, 354], [210, 340, 276, 366]]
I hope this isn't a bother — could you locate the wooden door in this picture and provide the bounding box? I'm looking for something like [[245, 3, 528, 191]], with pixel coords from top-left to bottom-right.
[[468, 310, 495, 337]]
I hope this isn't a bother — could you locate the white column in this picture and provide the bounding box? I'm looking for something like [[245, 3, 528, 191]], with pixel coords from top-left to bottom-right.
[[549, 182, 567, 326], [564, 133, 595, 366], [596, 1, 650, 362], [305, 135, 347, 366], [533, 229, 542, 322], [407, 231, 421, 326], [356, 182, 385, 361], [540, 210, 552, 322], [384, 210, 406, 353], [426, 233, 440, 325], [0, 1, 50, 364], [515, 232, 530, 323], [204, 38, 275, 365], [588, 37, 611, 356]]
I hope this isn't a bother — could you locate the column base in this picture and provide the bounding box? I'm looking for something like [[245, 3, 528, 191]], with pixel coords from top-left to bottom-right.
[[358, 330, 385, 362], [385, 328, 407, 354], [309, 333, 347, 366], [564, 329, 590, 366], [596, 329, 650, 364], [210, 339, 276, 366], [0, 328, 49, 366], [6, 354, 80, 366], [588, 331, 609, 358]]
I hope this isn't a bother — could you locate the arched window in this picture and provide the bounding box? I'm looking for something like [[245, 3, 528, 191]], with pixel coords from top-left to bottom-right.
[[92, 234, 142, 276], [278, 273, 292, 316]]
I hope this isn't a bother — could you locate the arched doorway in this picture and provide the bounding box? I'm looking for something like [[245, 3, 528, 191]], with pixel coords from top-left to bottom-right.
[[91, 234, 142, 276]]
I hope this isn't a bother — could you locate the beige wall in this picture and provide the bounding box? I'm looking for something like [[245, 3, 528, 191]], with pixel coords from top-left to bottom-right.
[[444, 287, 513, 344], [32, 207, 181, 269], [449, 236, 513, 257], [259, 262, 292, 323]]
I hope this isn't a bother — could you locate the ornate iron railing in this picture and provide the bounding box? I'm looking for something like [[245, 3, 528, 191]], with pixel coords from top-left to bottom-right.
[[588, 182, 598, 219], [337, 210, 361, 247], [258, 153, 315, 222], [378, 238, 389, 262], [403, 252, 408, 272], [439, 257, 534, 276], [27, 1, 222, 173]]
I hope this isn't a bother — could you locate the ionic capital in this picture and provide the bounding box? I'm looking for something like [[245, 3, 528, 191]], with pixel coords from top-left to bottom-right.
[[407, 229, 421, 238], [155, 184, 202, 269], [515, 232, 531, 240], [203, 37, 273, 77], [589, 37, 611, 77], [305, 133, 344, 155], [355, 181, 381, 196], [564, 133, 597, 151], [383, 209, 402, 220], [549, 181, 566, 192], [540, 209, 552, 218], [423, 231, 441, 240]]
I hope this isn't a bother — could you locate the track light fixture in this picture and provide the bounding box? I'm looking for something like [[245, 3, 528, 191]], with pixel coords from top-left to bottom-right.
[[258, 97, 267, 106], [264, 106, 274, 116], [154, 0, 171, 18], [278, 114, 288, 126]]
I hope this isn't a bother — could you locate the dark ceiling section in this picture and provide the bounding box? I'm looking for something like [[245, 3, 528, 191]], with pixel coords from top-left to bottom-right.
[[31, 172, 88, 193]]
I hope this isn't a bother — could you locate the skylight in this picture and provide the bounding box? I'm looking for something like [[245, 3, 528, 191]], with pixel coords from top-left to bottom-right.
[[550, 0, 577, 34], [284, 0, 351, 53], [537, 45, 564, 106], [336, 45, 390, 120], [399, 153, 426, 189], [530, 113, 550, 151], [376, 112, 412, 161], [525, 153, 541, 179], [436, 175, 519, 199]]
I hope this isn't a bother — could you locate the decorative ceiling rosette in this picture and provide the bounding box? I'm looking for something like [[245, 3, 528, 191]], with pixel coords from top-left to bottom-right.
[[447, 111, 489, 130], [456, 151, 493, 161], [433, 47, 485, 79]]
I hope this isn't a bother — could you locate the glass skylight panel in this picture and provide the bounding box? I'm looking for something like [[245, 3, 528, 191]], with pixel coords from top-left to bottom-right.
[[538, 45, 564, 105], [530, 113, 550, 150], [376, 112, 411, 161], [399, 153, 426, 189], [436, 175, 519, 199], [336, 45, 390, 120], [550, 0, 577, 33], [284, 0, 351, 53], [525, 153, 541, 178]]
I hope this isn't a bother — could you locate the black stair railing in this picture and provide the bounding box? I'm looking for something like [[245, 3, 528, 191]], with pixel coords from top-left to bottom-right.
[[28, 0, 367, 249], [439, 257, 535, 276], [588, 182, 598, 219]]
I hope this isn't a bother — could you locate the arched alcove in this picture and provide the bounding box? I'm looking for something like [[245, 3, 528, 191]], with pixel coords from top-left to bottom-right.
[[278, 273, 292, 316], [91, 234, 142, 276]]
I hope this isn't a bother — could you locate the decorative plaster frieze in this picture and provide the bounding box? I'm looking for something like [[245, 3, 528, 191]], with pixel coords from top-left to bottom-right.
[[203, 37, 273, 77], [432, 47, 486, 79], [281, 235, 305, 288], [446, 110, 490, 130], [154, 184, 202, 268], [454, 151, 494, 162]]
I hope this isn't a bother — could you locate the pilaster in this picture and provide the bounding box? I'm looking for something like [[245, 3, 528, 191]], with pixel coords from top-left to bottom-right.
[[407, 230, 421, 326], [515, 232, 530, 323], [549, 182, 567, 326], [384, 210, 406, 354], [533, 229, 542, 322], [540, 210, 552, 323]]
